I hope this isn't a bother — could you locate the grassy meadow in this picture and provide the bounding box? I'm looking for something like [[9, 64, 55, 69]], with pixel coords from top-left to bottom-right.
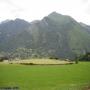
[[0, 59, 90, 90]]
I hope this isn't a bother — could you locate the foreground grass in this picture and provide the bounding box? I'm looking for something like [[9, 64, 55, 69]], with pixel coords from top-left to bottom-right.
[[0, 61, 90, 90]]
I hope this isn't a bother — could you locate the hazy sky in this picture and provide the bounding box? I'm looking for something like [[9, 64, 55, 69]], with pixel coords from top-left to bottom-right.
[[0, 0, 90, 25]]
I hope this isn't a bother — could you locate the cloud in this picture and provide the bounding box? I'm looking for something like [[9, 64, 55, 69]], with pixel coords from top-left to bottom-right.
[[0, 0, 90, 24], [81, 0, 90, 15], [86, 4, 90, 15], [81, 0, 89, 3]]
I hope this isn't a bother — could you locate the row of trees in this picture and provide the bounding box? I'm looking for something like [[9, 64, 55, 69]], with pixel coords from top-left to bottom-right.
[[74, 52, 90, 64], [78, 52, 90, 61]]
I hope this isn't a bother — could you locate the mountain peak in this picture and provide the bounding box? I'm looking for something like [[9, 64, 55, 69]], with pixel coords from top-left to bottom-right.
[[14, 18, 28, 23], [1, 19, 12, 24], [50, 11, 59, 14], [48, 11, 62, 17]]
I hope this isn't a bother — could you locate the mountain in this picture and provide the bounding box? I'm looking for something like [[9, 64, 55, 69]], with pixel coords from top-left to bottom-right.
[[0, 18, 30, 51], [0, 12, 90, 60], [80, 22, 90, 33]]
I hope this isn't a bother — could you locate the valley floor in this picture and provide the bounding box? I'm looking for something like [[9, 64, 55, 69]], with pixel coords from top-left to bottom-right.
[[0, 61, 90, 90]]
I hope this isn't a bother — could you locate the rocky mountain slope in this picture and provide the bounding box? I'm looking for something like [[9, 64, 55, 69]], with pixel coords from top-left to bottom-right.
[[0, 12, 90, 59]]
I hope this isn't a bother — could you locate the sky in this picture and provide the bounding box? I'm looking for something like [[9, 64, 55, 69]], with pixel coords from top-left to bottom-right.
[[0, 0, 90, 25]]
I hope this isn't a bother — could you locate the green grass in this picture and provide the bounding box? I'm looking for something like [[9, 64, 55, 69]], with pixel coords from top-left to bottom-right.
[[0, 62, 90, 90]]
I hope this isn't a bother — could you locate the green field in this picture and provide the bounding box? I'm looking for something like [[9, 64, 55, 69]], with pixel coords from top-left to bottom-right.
[[0, 61, 90, 90]]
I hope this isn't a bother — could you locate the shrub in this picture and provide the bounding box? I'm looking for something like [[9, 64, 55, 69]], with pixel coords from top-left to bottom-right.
[[49, 57, 59, 60], [20, 63, 34, 65]]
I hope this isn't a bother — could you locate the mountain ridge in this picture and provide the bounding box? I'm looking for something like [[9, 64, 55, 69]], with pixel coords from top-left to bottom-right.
[[0, 12, 90, 60]]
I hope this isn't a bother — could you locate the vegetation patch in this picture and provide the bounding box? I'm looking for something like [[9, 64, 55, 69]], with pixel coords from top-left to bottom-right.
[[8, 59, 74, 65], [0, 62, 90, 90]]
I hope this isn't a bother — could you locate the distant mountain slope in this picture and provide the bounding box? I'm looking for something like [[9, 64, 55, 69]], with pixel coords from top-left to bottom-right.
[[0, 18, 30, 51], [80, 22, 90, 33], [0, 12, 90, 59]]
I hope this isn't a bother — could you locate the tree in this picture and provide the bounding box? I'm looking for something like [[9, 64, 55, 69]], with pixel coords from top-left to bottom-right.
[[79, 52, 90, 61], [75, 59, 79, 64]]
